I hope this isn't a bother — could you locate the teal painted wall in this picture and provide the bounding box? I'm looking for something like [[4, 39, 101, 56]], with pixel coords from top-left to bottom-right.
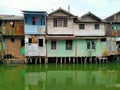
[[76, 39, 105, 57], [47, 40, 76, 57], [101, 41, 107, 56], [47, 39, 108, 57]]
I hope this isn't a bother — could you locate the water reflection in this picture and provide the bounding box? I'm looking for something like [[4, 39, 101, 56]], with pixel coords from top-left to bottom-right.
[[25, 64, 120, 90], [0, 64, 120, 90]]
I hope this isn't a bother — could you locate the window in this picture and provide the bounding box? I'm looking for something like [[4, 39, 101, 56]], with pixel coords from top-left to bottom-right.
[[53, 18, 68, 27], [21, 39, 24, 47], [38, 39, 43, 47], [79, 24, 85, 29], [51, 41, 56, 50], [91, 41, 95, 49], [53, 19, 57, 27], [11, 37, 15, 42], [12, 22, 14, 28], [64, 19, 67, 27], [66, 40, 72, 50], [101, 38, 106, 42], [28, 38, 32, 43], [32, 17, 36, 25], [94, 24, 99, 29], [87, 41, 91, 49], [87, 40, 95, 49]]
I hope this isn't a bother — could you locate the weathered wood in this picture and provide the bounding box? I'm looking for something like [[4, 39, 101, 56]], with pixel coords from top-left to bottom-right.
[[73, 57, 75, 63], [56, 57, 58, 64], [60, 58, 62, 64], [39, 57, 41, 64], [64, 57, 66, 64]]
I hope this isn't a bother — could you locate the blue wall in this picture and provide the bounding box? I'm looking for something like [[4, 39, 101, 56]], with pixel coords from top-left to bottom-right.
[[24, 14, 45, 25], [24, 13, 46, 34]]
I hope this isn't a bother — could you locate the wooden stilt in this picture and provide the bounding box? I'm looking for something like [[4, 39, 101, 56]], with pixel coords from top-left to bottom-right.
[[45, 57, 48, 64], [80, 57, 83, 64], [69, 57, 71, 63], [35, 57, 37, 64], [73, 57, 75, 64], [64, 57, 66, 64], [106, 57, 108, 63], [103, 58, 105, 64], [56, 57, 58, 64], [77, 57, 78, 64], [117, 56, 119, 62], [85, 57, 87, 64], [99, 58, 101, 64], [30, 58, 32, 63], [90, 57, 92, 64], [60, 57, 62, 64], [39, 57, 41, 64], [25, 57, 27, 64], [95, 57, 97, 64]]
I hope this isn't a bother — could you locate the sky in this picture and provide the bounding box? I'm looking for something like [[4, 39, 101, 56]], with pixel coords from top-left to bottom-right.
[[0, 0, 120, 19]]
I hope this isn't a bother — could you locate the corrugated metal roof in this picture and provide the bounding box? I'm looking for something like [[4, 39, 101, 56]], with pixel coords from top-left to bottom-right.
[[22, 10, 47, 15], [0, 15, 23, 20]]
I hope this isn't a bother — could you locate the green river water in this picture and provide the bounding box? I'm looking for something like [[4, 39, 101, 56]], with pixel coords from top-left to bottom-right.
[[0, 63, 120, 90]]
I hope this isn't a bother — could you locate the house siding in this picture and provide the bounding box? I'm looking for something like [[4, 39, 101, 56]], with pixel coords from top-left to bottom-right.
[[76, 39, 104, 57], [47, 40, 76, 57], [74, 23, 105, 36], [47, 18, 75, 35]]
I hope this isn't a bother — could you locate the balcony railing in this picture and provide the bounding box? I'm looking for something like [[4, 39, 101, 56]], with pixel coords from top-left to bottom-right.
[[25, 25, 45, 34]]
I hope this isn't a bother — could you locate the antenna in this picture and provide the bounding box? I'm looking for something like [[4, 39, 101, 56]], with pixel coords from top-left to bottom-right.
[[68, 5, 70, 12]]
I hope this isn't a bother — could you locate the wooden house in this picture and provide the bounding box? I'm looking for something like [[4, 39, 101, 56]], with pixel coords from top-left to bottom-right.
[[0, 16, 3, 57], [74, 12, 108, 61], [105, 11, 120, 54], [1, 15, 24, 61], [23, 11, 47, 64], [46, 7, 77, 63]]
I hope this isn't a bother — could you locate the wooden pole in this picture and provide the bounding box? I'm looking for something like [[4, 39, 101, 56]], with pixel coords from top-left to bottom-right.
[[77, 57, 78, 64], [39, 57, 41, 64], [80, 57, 83, 64], [35, 57, 37, 64], [85, 57, 87, 64], [95, 57, 97, 64], [64, 57, 66, 64], [56, 57, 58, 64], [45, 57, 48, 64], [90, 57, 92, 64], [73, 57, 75, 64], [69, 57, 71, 63], [60, 57, 62, 64]]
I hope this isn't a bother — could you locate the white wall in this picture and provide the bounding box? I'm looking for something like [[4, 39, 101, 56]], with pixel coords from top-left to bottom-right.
[[47, 18, 106, 36], [25, 35, 46, 56], [47, 18, 75, 35], [74, 23, 106, 36]]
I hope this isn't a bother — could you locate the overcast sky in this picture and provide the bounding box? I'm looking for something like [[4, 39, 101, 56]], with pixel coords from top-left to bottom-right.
[[0, 0, 120, 19]]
